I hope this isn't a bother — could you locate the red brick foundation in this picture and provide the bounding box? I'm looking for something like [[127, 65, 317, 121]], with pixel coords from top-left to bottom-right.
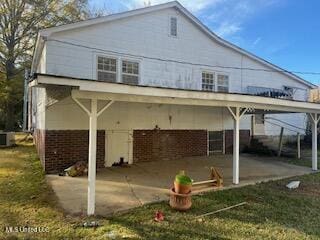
[[34, 128, 251, 172], [133, 130, 208, 162], [34, 129, 105, 173]]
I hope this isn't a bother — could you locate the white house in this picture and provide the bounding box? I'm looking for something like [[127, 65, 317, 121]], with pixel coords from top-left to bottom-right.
[[28, 1, 320, 215]]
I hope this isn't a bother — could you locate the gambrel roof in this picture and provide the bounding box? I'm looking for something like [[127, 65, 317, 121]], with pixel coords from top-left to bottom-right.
[[32, 1, 316, 88]]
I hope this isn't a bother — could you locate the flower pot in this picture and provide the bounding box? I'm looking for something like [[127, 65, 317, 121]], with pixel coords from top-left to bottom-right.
[[174, 181, 192, 194], [169, 188, 192, 211]]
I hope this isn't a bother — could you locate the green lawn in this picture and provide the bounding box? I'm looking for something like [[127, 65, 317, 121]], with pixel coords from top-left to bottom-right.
[[1, 139, 320, 239]]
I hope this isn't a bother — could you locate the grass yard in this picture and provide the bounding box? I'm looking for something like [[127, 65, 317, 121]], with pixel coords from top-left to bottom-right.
[[276, 148, 320, 169], [1, 137, 320, 239]]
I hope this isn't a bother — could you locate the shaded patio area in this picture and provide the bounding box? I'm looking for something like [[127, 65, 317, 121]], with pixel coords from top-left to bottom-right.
[[47, 154, 312, 216]]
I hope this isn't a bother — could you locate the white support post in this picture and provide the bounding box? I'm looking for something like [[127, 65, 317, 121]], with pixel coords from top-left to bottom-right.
[[297, 133, 301, 159], [309, 113, 319, 171], [233, 107, 240, 184], [87, 98, 97, 215], [72, 96, 114, 216], [227, 107, 247, 184]]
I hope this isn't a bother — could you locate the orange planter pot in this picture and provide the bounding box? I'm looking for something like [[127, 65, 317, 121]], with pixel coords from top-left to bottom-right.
[[174, 181, 192, 194], [169, 188, 192, 211]]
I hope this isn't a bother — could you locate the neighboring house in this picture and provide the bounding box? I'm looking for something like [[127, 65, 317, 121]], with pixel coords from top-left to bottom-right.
[[28, 1, 320, 214]]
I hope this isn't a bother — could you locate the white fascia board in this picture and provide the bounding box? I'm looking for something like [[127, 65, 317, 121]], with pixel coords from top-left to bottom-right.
[[36, 74, 320, 114], [31, 34, 43, 74]]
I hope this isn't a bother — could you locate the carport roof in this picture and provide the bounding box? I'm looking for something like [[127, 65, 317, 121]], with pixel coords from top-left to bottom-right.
[[30, 73, 320, 114]]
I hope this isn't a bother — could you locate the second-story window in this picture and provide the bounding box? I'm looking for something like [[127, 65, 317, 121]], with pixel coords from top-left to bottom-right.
[[97, 56, 117, 82], [217, 74, 229, 92], [170, 17, 177, 37], [202, 72, 215, 91], [122, 60, 139, 85]]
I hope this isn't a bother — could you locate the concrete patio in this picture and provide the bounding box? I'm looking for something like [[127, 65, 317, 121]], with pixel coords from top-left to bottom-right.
[[46, 154, 312, 216]]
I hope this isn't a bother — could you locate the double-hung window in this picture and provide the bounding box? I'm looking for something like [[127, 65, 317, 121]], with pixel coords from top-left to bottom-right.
[[122, 60, 139, 85], [217, 74, 229, 92], [202, 72, 215, 91], [97, 56, 117, 82], [202, 71, 229, 92]]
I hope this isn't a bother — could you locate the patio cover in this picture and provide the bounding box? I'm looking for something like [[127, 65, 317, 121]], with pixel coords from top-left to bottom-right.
[[30, 74, 320, 215]]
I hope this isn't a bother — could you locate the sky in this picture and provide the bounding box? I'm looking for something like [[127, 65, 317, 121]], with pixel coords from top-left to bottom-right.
[[89, 0, 320, 85]]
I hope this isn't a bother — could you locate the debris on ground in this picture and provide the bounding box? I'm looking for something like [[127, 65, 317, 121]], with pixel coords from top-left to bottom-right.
[[82, 221, 99, 228], [195, 202, 248, 218], [154, 210, 165, 222], [64, 161, 88, 177], [286, 181, 300, 189], [105, 231, 117, 239]]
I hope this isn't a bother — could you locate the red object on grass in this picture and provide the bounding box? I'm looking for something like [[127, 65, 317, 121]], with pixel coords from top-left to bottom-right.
[[154, 211, 164, 222]]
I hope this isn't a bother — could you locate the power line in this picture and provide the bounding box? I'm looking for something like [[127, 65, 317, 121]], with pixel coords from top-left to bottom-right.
[[47, 38, 320, 76]]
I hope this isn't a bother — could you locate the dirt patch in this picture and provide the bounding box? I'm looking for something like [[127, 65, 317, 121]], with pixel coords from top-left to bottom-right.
[[294, 182, 320, 197]]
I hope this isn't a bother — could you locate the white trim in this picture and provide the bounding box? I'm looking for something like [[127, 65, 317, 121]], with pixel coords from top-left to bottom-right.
[[168, 15, 178, 38], [95, 55, 118, 82], [201, 70, 230, 93], [120, 58, 141, 85], [34, 75, 320, 113], [71, 96, 91, 116], [33, 1, 315, 88]]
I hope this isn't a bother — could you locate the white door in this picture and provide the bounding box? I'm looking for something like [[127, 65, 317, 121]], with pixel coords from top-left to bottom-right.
[[106, 130, 133, 167]]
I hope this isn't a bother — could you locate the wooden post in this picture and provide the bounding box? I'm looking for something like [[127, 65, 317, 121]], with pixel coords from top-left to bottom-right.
[[278, 127, 284, 157], [297, 133, 301, 159]]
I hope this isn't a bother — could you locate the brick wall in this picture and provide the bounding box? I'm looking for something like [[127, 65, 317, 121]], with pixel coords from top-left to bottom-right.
[[133, 130, 207, 162], [40, 130, 105, 173], [34, 128, 250, 172], [225, 130, 251, 154]]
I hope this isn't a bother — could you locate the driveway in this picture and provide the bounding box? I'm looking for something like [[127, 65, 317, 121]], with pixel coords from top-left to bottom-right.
[[46, 154, 312, 216]]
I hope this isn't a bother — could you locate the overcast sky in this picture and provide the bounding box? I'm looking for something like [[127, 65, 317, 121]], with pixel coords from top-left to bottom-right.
[[90, 0, 320, 85]]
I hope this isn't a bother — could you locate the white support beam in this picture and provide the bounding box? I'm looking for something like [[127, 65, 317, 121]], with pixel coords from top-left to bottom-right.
[[97, 100, 114, 117], [233, 108, 240, 185], [72, 96, 91, 116], [297, 133, 301, 159], [227, 106, 237, 119], [228, 107, 247, 185], [87, 98, 97, 215], [309, 113, 320, 171], [72, 97, 114, 216]]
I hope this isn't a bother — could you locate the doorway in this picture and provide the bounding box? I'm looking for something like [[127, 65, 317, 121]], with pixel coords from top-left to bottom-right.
[[105, 130, 133, 167]]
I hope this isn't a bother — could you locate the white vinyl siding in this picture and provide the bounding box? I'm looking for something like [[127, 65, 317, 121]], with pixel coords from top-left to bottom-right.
[[122, 60, 139, 85], [97, 56, 117, 82]]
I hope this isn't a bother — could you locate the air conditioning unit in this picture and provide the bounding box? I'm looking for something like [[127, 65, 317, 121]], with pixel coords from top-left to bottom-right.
[[0, 132, 15, 147]]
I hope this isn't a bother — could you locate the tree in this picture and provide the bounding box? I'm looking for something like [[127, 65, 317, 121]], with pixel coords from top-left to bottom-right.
[[0, 0, 91, 131]]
